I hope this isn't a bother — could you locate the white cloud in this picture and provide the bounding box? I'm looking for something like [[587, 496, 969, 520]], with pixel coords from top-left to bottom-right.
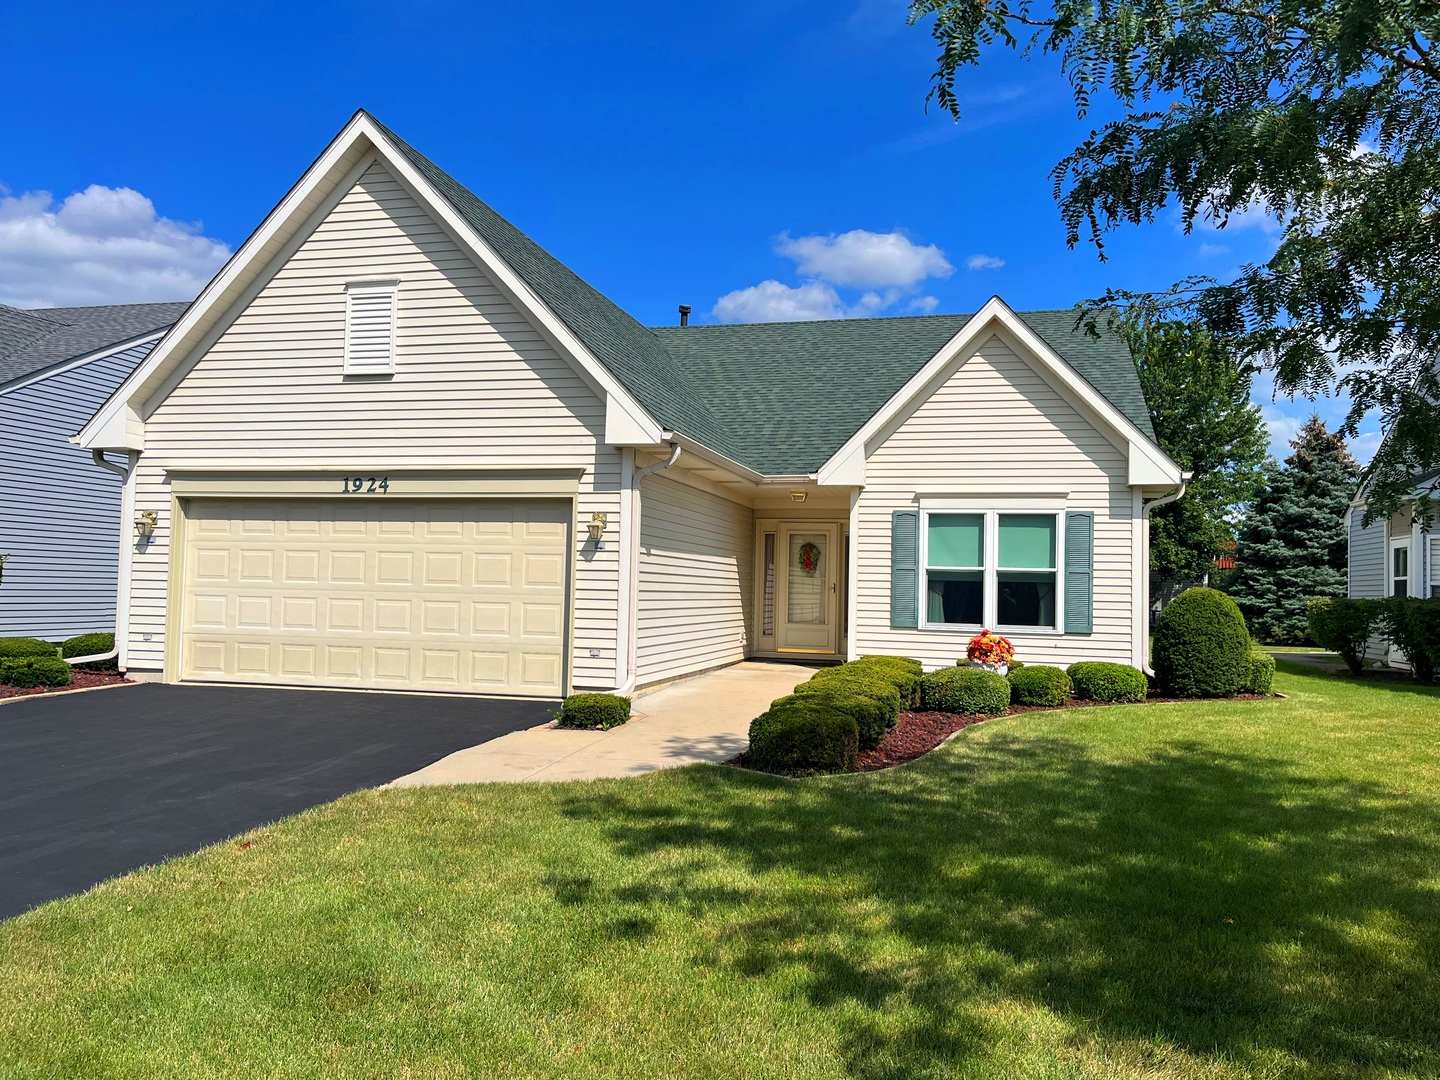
[[908, 295, 940, 313], [712, 280, 849, 323], [965, 253, 1005, 270], [1197, 242, 1229, 258], [774, 229, 952, 289], [0, 183, 229, 308], [1261, 403, 1304, 457]]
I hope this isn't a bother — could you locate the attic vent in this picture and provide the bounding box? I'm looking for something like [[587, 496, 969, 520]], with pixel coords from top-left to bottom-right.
[[344, 281, 398, 374]]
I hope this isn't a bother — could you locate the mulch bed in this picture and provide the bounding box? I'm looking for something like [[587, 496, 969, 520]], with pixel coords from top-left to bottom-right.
[[731, 691, 1272, 775], [0, 670, 132, 701]]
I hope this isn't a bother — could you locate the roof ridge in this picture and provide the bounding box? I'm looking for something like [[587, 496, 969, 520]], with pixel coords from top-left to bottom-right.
[[365, 116, 736, 456]]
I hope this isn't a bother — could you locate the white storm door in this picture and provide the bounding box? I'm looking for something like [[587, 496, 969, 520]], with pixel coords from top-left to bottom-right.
[[1389, 537, 1411, 666], [776, 524, 839, 654]]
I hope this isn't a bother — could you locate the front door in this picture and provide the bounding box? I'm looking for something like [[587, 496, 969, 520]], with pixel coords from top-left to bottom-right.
[[1389, 537, 1412, 666], [776, 524, 839, 654]]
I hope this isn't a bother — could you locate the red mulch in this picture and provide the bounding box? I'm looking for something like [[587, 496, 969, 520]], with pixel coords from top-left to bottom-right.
[[0, 670, 132, 701], [732, 691, 1273, 775]]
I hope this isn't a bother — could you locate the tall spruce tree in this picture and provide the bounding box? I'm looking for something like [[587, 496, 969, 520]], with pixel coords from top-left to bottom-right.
[[1228, 417, 1359, 642]]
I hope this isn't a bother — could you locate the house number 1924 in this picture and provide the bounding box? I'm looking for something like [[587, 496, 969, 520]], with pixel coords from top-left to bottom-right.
[[341, 476, 390, 493]]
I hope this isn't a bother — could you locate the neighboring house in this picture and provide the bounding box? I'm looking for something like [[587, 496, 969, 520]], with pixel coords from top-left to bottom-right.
[[1349, 471, 1439, 665], [76, 111, 1183, 699], [0, 302, 189, 639]]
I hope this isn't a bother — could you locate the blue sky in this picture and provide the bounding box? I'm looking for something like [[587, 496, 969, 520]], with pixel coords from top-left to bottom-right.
[[0, 0, 1373, 459]]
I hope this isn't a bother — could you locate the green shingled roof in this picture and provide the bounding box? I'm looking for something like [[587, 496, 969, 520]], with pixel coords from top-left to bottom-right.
[[366, 114, 1154, 477]]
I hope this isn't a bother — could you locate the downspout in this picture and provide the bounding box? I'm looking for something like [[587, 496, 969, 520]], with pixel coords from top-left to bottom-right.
[[74, 449, 135, 668], [1139, 480, 1188, 675], [613, 442, 682, 695]]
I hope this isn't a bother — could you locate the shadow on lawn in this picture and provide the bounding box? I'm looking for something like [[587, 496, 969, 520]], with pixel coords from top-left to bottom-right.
[[555, 731, 1440, 1078]]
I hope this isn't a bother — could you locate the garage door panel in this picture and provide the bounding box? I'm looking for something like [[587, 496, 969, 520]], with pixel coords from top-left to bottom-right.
[[180, 498, 568, 697]]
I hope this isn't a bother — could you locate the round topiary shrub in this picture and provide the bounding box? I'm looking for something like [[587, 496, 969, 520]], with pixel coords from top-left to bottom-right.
[[785, 685, 888, 750], [0, 657, 72, 688], [1008, 664, 1072, 707], [1152, 587, 1252, 698], [0, 637, 59, 660], [921, 666, 1011, 715], [1239, 650, 1276, 695], [556, 692, 631, 730], [1066, 661, 1148, 703], [748, 701, 859, 775]]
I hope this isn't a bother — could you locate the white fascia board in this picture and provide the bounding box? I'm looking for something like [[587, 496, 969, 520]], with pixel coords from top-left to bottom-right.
[[1, 329, 166, 402], [79, 110, 664, 450], [814, 295, 1184, 488]]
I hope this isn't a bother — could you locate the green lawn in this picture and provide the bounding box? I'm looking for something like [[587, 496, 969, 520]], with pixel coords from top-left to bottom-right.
[[3, 664, 1439, 1079]]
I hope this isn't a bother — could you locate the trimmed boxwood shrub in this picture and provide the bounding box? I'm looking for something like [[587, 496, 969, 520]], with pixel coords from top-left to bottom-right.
[[1152, 587, 1252, 698], [1383, 597, 1440, 683], [1067, 661, 1148, 703], [1308, 597, 1384, 676], [0, 656, 72, 688], [61, 632, 114, 659], [851, 655, 923, 707], [781, 685, 888, 750], [1008, 664, 1072, 707], [1239, 650, 1276, 695], [0, 637, 59, 660], [803, 669, 903, 725], [556, 692, 631, 730], [748, 700, 858, 775], [921, 666, 1011, 715]]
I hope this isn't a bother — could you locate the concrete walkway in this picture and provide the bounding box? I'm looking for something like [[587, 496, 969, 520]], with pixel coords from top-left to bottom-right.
[[389, 661, 813, 786]]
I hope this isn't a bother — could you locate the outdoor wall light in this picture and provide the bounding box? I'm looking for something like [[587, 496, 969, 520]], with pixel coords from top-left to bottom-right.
[[587, 512, 608, 543], [790, 491, 808, 503], [134, 510, 157, 540]]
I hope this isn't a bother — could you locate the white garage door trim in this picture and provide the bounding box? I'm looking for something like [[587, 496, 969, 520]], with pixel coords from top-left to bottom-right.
[[164, 478, 578, 698]]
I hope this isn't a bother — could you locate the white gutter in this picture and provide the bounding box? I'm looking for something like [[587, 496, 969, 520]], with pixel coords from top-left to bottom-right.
[[1138, 479, 1188, 675], [73, 450, 136, 668], [612, 443, 682, 695]]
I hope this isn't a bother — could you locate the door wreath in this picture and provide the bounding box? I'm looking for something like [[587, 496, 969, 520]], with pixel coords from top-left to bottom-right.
[[798, 541, 822, 574]]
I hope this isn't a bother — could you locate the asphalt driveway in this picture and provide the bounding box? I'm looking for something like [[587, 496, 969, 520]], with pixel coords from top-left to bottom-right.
[[0, 683, 552, 921]]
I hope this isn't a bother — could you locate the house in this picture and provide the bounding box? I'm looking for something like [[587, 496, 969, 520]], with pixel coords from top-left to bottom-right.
[[1349, 472, 1438, 665], [75, 111, 1184, 699], [0, 302, 189, 639]]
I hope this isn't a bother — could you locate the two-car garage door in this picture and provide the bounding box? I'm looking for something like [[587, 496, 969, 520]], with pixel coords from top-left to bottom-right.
[[178, 499, 569, 697]]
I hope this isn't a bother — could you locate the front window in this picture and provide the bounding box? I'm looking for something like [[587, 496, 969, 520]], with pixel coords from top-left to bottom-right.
[[923, 510, 1061, 631]]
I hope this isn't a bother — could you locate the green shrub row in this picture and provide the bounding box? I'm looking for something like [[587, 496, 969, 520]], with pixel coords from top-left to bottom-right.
[[556, 693, 631, 730], [61, 632, 115, 659], [1309, 596, 1440, 682], [0, 656, 72, 688], [0, 637, 59, 660], [749, 655, 922, 774]]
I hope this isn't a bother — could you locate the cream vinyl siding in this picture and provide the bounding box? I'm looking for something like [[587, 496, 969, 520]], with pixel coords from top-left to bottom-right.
[[853, 334, 1135, 669], [636, 473, 754, 685], [127, 160, 622, 687]]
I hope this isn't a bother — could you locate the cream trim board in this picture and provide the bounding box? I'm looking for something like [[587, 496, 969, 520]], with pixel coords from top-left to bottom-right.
[[917, 495, 1070, 512], [167, 469, 584, 499], [816, 296, 1183, 488], [78, 111, 664, 452]]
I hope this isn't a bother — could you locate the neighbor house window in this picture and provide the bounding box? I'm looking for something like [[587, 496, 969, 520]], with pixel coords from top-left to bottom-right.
[[923, 510, 1060, 631], [344, 280, 398, 374]]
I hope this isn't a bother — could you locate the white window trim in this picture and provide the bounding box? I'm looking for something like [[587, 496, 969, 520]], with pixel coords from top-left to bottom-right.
[[1389, 535, 1412, 597], [344, 279, 400, 375], [919, 508, 1067, 635]]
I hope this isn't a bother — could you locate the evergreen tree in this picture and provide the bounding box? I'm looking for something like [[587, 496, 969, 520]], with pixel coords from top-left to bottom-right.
[[1228, 417, 1359, 642]]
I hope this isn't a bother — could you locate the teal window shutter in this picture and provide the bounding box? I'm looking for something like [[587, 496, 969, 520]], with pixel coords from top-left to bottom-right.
[[891, 510, 920, 628], [1064, 511, 1094, 634]]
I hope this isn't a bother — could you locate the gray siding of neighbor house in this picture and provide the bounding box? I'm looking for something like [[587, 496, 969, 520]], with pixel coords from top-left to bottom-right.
[[1348, 505, 1388, 659], [0, 342, 154, 639]]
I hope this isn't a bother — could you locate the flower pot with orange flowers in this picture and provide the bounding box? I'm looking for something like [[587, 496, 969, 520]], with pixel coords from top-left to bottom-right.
[[965, 630, 1015, 677]]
